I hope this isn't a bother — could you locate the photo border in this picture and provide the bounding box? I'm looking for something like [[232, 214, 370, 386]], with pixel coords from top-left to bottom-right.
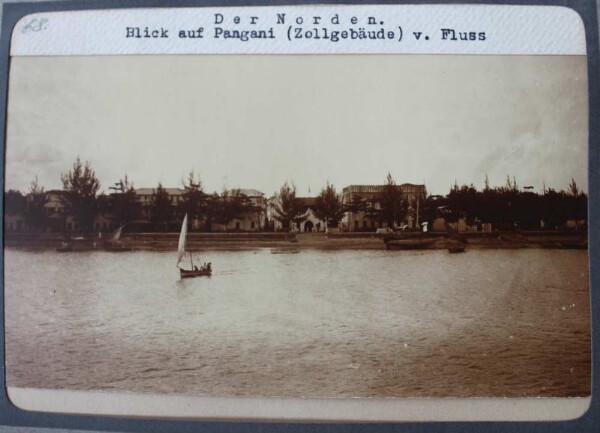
[[0, 0, 598, 431]]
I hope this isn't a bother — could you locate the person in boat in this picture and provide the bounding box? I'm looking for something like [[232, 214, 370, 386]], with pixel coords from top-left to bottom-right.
[[194, 265, 198, 271]]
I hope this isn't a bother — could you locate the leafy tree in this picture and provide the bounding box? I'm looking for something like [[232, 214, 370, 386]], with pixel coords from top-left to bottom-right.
[[566, 178, 587, 222], [151, 183, 173, 230], [438, 177, 588, 231], [379, 173, 407, 228], [540, 189, 569, 229], [419, 194, 444, 228], [343, 193, 367, 214], [61, 158, 100, 231], [342, 192, 367, 230], [5, 189, 26, 215], [110, 174, 140, 225], [272, 182, 307, 230], [314, 182, 344, 228], [513, 191, 542, 229], [568, 178, 580, 197], [446, 184, 478, 224], [95, 193, 112, 226], [178, 170, 207, 227], [363, 201, 381, 229], [202, 192, 220, 231], [25, 176, 48, 231], [212, 189, 252, 228]]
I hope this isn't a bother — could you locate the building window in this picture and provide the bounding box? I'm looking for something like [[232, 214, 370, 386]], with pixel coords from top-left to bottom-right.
[[251, 221, 255, 229], [363, 220, 368, 229], [236, 222, 240, 230]]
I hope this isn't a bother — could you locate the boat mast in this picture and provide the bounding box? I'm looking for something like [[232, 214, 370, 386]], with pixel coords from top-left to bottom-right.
[[416, 194, 420, 228]]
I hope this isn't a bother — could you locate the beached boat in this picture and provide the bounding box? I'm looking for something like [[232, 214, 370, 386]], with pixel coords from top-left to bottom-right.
[[56, 235, 89, 252], [104, 225, 132, 252], [385, 237, 438, 250], [448, 244, 466, 253], [445, 223, 467, 253], [177, 214, 212, 278], [560, 241, 588, 250], [540, 240, 588, 250]]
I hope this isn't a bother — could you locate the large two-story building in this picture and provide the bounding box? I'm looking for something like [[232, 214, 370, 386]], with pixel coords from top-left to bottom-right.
[[211, 189, 267, 231], [134, 187, 185, 222], [341, 183, 426, 231]]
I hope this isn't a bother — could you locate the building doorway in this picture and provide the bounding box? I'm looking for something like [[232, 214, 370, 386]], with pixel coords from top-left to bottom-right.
[[304, 220, 314, 232]]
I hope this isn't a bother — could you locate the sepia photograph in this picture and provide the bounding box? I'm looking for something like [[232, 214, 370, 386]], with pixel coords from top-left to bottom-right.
[[3, 52, 590, 404]]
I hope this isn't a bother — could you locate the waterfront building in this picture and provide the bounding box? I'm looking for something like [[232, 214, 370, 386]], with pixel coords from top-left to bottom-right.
[[4, 214, 25, 232], [295, 197, 326, 232], [31, 189, 118, 233], [129, 187, 267, 231], [341, 183, 426, 231], [44, 190, 68, 232], [134, 187, 185, 221], [211, 189, 267, 231], [267, 196, 326, 232]]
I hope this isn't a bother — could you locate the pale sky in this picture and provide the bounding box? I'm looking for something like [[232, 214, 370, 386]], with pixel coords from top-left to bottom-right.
[[5, 54, 588, 196]]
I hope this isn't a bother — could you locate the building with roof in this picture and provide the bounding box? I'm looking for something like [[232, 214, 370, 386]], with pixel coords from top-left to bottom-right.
[[211, 189, 267, 231], [134, 187, 185, 221], [267, 196, 326, 232], [341, 183, 426, 231], [43, 190, 67, 232]]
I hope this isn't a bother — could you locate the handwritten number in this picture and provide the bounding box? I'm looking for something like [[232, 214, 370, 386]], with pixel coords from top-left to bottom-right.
[[21, 18, 48, 33]]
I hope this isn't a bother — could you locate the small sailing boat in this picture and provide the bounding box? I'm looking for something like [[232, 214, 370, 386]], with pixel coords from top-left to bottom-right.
[[104, 225, 132, 252], [177, 214, 212, 278]]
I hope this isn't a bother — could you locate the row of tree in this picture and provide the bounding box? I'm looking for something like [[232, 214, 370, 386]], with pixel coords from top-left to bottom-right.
[[272, 173, 588, 231], [420, 176, 588, 230], [147, 174, 260, 231], [5, 159, 259, 232], [4, 157, 589, 232], [270, 173, 409, 229]]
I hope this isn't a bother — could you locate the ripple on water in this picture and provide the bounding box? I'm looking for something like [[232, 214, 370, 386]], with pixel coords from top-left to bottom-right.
[[4, 248, 591, 397]]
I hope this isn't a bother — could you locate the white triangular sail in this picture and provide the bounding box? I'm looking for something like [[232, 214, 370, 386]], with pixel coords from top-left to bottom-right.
[[112, 225, 124, 241], [177, 214, 188, 266]]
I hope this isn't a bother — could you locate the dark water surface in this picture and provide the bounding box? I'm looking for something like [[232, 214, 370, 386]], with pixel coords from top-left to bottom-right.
[[5, 248, 590, 397]]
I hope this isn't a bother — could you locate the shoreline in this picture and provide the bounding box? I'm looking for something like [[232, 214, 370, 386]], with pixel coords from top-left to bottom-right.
[[4, 230, 588, 251]]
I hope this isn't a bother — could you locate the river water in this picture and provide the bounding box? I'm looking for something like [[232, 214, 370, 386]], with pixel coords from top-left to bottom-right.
[[4, 247, 590, 398]]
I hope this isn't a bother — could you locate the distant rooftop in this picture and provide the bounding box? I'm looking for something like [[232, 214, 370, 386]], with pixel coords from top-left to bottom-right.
[[228, 188, 264, 197], [296, 197, 318, 208], [133, 187, 263, 197], [134, 188, 184, 196], [343, 183, 424, 190], [342, 184, 425, 194]]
